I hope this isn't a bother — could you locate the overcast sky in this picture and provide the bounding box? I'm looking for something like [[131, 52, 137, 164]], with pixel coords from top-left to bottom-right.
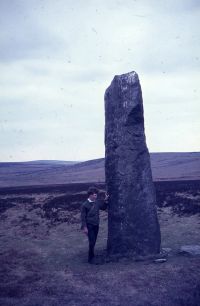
[[0, 0, 199, 162]]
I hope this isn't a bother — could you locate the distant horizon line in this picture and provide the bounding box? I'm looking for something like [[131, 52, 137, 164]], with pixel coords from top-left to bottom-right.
[[0, 151, 200, 163]]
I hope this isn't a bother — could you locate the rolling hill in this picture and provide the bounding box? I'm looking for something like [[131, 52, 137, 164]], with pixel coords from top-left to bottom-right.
[[0, 152, 199, 187]]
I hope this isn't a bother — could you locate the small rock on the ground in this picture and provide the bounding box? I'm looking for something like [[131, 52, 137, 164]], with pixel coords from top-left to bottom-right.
[[162, 247, 172, 254], [153, 258, 167, 263], [179, 245, 200, 256]]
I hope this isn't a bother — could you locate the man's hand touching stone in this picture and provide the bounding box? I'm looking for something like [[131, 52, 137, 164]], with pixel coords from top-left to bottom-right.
[[105, 193, 109, 201]]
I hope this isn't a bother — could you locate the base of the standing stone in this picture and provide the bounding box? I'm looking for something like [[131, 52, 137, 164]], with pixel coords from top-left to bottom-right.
[[94, 248, 167, 265], [106, 210, 161, 257], [107, 237, 161, 257]]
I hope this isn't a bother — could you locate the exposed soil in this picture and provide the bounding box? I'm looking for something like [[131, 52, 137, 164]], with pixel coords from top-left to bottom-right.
[[0, 181, 200, 305]]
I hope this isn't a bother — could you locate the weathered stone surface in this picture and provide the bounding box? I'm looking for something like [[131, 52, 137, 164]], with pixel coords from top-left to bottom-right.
[[105, 71, 161, 256]]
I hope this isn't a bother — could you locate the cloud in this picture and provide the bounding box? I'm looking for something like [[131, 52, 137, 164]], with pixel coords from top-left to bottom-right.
[[0, 0, 199, 161]]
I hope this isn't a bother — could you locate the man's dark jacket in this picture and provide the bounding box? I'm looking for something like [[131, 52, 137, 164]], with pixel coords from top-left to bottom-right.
[[81, 199, 108, 229]]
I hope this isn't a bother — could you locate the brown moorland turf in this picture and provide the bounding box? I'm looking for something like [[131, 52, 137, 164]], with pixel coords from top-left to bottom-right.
[[0, 181, 200, 305]]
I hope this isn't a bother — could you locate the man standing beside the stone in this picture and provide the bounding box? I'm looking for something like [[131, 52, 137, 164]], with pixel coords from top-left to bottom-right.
[[81, 187, 109, 264]]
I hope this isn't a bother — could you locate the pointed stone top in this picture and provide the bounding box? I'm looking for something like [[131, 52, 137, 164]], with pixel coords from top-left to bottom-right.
[[105, 71, 140, 96], [113, 71, 138, 84]]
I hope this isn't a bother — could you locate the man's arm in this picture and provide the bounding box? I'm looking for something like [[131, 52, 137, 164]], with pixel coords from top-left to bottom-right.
[[81, 203, 88, 234], [99, 193, 109, 210]]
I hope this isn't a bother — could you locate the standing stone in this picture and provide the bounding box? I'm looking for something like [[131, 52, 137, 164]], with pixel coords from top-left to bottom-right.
[[105, 71, 161, 256]]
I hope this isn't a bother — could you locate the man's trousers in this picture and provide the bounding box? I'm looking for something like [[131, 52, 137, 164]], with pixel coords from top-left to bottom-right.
[[87, 223, 99, 262]]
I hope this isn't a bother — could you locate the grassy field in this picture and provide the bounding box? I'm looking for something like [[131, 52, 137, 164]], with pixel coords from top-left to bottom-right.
[[0, 181, 200, 305]]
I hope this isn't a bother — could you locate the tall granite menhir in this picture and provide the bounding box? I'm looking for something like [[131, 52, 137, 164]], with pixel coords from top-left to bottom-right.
[[105, 71, 161, 256]]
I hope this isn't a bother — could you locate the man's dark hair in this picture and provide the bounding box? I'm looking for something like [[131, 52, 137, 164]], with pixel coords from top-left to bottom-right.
[[87, 187, 99, 197]]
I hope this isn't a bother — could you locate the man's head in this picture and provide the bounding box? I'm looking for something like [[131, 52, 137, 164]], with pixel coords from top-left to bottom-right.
[[87, 187, 99, 201]]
